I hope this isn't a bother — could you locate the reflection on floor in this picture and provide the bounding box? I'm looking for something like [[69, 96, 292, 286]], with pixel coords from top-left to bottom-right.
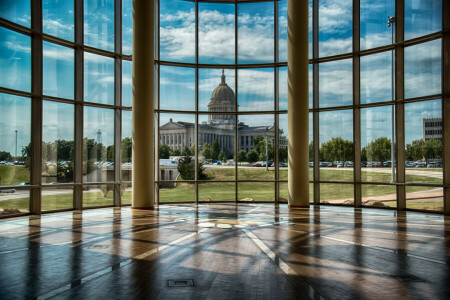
[[0, 204, 448, 299]]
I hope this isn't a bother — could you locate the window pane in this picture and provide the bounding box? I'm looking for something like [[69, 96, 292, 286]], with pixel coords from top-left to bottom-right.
[[406, 186, 443, 212], [278, 0, 288, 62], [0, 190, 29, 216], [121, 110, 132, 205], [280, 182, 314, 204], [83, 184, 114, 207], [238, 2, 274, 64], [308, 112, 313, 181], [405, 0, 442, 41], [122, 0, 133, 54], [238, 68, 274, 111], [199, 114, 235, 180], [199, 183, 235, 202], [361, 106, 393, 182], [319, 110, 353, 181], [405, 100, 442, 184], [198, 2, 235, 64], [43, 0, 74, 41], [159, 182, 195, 203], [319, 59, 352, 107], [0, 94, 31, 186], [0, 0, 30, 27], [279, 114, 289, 178], [84, 0, 114, 51], [238, 115, 275, 180], [318, 0, 352, 57], [360, 51, 392, 104], [159, 113, 196, 181], [404, 39, 441, 99], [360, 0, 395, 50], [160, 66, 195, 111], [43, 42, 74, 99], [42, 101, 74, 184], [279, 67, 288, 111], [42, 187, 73, 211], [239, 182, 274, 202], [362, 185, 396, 209], [199, 68, 235, 112], [83, 107, 115, 183], [122, 60, 132, 107], [84, 52, 114, 105], [0, 28, 31, 92], [160, 0, 195, 63], [320, 183, 353, 205]]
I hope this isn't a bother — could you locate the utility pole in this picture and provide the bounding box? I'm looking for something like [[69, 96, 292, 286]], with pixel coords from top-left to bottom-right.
[[388, 16, 396, 183]]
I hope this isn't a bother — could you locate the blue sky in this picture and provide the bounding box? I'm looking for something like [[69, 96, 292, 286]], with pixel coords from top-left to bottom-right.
[[0, 0, 444, 155]]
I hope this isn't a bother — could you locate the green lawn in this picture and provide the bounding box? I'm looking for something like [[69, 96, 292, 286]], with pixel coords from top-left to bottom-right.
[[0, 165, 30, 186], [0, 167, 444, 212]]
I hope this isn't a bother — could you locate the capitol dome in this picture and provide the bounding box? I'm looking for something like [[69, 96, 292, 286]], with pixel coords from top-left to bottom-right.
[[210, 71, 235, 103], [208, 70, 235, 125]]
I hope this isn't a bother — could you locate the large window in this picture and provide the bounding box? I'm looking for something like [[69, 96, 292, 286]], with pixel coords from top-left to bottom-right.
[[0, 1, 447, 216]]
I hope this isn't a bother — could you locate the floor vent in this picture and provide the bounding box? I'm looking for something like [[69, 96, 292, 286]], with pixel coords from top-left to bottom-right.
[[390, 274, 425, 282], [167, 279, 194, 287], [86, 244, 109, 249]]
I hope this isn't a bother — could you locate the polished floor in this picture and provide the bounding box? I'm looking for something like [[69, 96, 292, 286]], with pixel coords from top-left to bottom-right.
[[0, 204, 449, 300]]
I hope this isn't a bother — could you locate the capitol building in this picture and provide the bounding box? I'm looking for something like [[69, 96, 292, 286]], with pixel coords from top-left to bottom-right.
[[159, 71, 287, 156]]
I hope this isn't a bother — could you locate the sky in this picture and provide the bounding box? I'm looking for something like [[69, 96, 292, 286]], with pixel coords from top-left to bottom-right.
[[0, 0, 444, 155]]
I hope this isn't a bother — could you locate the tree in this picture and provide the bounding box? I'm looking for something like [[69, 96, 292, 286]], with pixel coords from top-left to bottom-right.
[[279, 147, 288, 163], [159, 144, 171, 159], [106, 145, 114, 162], [177, 154, 207, 180], [365, 137, 391, 163], [201, 143, 211, 160], [171, 148, 181, 156], [211, 140, 220, 160], [0, 151, 12, 161], [319, 137, 353, 162], [423, 138, 442, 163], [406, 139, 425, 161], [246, 150, 259, 164], [218, 150, 226, 162], [189, 144, 196, 156], [122, 137, 132, 162], [182, 146, 191, 156], [237, 150, 247, 163]]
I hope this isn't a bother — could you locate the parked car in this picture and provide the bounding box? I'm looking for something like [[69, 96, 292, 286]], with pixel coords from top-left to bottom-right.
[[427, 162, 437, 168], [405, 161, 415, 168], [335, 161, 344, 168], [252, 162, 262, 167], [309, 162, 314, 168], [19, 182, 30, 186], [270, 162, 288, 167], [361, 161, 367, 167], [0, 188, 16, 194], [344, 161, 354, 167], [415, 161, 426, 168], [382, 161, 391, 167]]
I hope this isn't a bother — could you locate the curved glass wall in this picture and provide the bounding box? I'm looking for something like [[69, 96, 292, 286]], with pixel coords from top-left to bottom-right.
[[0, 0, 447, 216]]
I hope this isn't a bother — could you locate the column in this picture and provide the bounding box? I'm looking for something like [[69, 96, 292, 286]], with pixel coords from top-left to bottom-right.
[[132, 0, 155, 209], [444, 0, 450, 216], [288, 0, 309, 208]]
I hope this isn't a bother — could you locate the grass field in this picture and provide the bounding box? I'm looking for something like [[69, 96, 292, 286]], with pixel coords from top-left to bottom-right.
[[0, 167, 444, 212]]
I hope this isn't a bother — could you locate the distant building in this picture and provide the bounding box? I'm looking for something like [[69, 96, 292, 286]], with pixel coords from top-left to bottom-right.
[[423, 118, 442, 141], [159, 71, 287, 155]]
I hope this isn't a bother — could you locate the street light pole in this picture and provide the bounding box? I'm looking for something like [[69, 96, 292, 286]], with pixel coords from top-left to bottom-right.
[[15, 130, 18, 158], [265, 127, 269, 172], [388, 16, 396, 183]]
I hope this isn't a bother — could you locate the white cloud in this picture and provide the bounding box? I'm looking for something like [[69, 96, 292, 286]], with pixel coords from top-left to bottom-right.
[[318, 0, 352, 34]]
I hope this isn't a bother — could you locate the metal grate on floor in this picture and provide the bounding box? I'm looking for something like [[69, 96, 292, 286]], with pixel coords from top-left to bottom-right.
[[167, 279, 194, 287]]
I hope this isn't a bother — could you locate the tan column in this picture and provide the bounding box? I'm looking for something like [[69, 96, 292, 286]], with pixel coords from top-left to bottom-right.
[[132, 0, 154, 209], [288, 0, 309, 208]]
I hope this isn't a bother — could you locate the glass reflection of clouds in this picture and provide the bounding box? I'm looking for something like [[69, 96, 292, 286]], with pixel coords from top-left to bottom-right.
[[160, 66, 195, 111], [319, 59, 352, 108], [360, 51, 392, 104], [43, 42, 74, 100], [43, 0, 74, 41], [318, 0, 352, 57], [84, 52, 115, 105], [84, 0, 115, 52], [238, 68, 274, 111], [360, 0, 395, 50], [0, 27, 31, 92]]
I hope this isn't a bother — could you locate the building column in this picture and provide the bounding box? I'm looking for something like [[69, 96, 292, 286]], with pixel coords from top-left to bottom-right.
[[287, 0, 309, 208], [443, 0, 450, 216], [132, 0, 154, 209]]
